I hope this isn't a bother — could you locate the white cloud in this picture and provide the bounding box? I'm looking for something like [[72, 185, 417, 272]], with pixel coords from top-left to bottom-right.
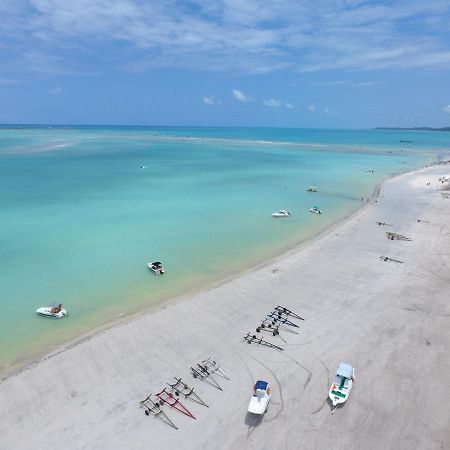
[[233, 89, 252, 102], [324, 108, 331, 115], [50, 86, 62, 94], [311, 79, 384, 87], [263, 98, 283, 107], [263, 98, 293, 109], [203, 95, 215, 105], [1, 0, 450, 75], [443, 105, 450, 114], [308, 105, 316, 112], [353, 81, 385, 87], [311, 80, 352, 87]]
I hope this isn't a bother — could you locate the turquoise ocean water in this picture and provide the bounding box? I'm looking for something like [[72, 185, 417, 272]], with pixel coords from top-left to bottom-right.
[[0, 126, 447, 375]]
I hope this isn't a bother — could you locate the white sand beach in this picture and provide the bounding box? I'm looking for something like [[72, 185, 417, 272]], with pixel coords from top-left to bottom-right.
[[1, 166, 449, 450]]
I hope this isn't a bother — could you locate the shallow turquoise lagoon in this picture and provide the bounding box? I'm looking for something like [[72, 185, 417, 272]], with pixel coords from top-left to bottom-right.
[[0, 126, 444, 375]]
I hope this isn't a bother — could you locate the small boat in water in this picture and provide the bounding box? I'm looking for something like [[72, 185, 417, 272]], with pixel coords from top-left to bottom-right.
[[329, 363, 355, 413], [272, 210, 291, 218], [306, 186, 317, 192], [148, 261, 165, 274], [36, 304, 68, 319], [309, 206, 322, 214], [248, 380, 272, 415]]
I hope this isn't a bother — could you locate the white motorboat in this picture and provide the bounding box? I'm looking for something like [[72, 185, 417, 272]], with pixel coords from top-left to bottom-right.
[[309, 206, 322, 214], [328, 363, 355, 413], [306, 186, 317, 192], [272, 210, 291, 218], [148, 261, 165, 274], [36, 304, 68, 319], [248, 380, 271, 415]]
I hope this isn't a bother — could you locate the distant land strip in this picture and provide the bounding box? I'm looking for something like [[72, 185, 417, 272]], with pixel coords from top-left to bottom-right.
[[375, 126, 450, 132]]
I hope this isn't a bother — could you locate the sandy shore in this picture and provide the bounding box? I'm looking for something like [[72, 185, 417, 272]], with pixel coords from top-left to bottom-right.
[[1, 166, 449, 450]]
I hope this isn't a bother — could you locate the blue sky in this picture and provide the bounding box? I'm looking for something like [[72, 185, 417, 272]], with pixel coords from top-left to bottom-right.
[[1, 0, 450, 128]]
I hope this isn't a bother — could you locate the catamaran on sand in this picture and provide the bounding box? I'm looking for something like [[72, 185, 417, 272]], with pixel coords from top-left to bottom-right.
[[248, 380, 271, 415], [328, 362, 355, 413], [36, 303, 68, 319]]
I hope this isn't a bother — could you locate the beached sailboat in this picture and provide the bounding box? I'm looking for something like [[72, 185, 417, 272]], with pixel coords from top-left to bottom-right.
[[140, 395, 178, 430], [148, 261, 165, 274], [244, 332, 284, 350], [36, 304, 68, 319], [309, 206, 322, 214], [328, 363, 355, 413], [248, 380, 272, 415], [272, 210, 291, 218]]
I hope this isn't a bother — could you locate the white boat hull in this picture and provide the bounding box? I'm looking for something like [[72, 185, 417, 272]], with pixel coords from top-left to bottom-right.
[[248, 394, 271, 415], [147, 263, 164, 274], [272, 210, 290, 218], [329, 367, 354, 410], [329, 380, 353, 406], [36, 307, 68, 319]]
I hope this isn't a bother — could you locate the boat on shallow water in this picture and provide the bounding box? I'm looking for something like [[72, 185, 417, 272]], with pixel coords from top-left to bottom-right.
[[328, 363, 355, 413], [248, 380, 272, 415], [272, 210, 291, 218], [306, 186, 317, 192], [309, 206, 322, 214], [148, 261, 165, 274], [36, 304, 68, 319]]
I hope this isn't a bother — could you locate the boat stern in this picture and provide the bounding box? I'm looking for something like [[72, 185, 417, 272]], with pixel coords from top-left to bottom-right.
[[248, 395, 270, 415]]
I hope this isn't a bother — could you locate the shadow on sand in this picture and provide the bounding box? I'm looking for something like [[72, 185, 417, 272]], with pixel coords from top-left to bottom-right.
[[328, 397, 348, 414], [245, 411, 264, 438], [245, 411, 264, 427]]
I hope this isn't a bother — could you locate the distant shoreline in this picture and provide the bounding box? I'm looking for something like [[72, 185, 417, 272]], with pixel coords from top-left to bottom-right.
[[375, 126, 450, 132], [1, 124, 449, 132]]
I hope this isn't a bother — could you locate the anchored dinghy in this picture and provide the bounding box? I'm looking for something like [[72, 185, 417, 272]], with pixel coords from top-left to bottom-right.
[[36, 304, 68, 319]]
